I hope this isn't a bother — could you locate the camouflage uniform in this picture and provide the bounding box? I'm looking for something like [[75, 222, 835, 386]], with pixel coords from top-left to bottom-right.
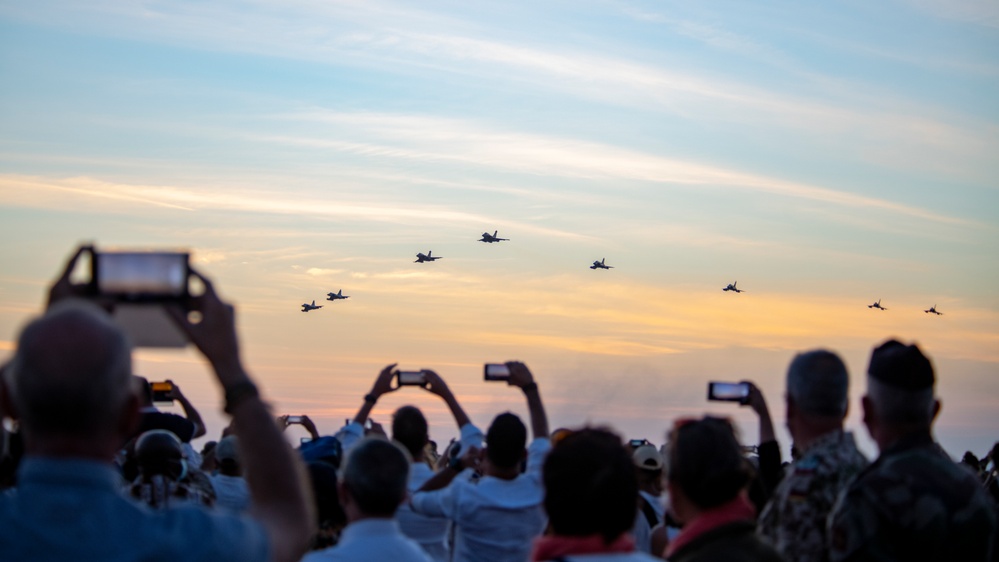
[[758, 429, 867, 562], [828, 432, 997, 562]]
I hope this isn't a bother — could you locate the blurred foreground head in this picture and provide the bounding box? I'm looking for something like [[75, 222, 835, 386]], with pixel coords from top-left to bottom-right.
[[666, 417, 750, 516], [863, 339, 939, 448], [3, 299, 135, 443], [341, 438, 410, 519], [543, 428, 637, 542]]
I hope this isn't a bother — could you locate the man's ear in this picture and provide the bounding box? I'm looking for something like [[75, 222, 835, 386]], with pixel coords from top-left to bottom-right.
[[931, 399, 941, 421], [861, 395, 875, 433]]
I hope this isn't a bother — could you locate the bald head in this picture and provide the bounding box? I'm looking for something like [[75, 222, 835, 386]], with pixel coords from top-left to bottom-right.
[[5, 299, 133, 438]]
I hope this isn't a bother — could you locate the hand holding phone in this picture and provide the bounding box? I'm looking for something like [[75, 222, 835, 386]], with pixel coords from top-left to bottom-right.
[[150, 381, 174, 404], [396, 370, 428, 387]]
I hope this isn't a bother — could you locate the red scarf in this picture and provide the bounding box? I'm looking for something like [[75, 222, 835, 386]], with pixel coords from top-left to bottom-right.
[[532, 533, 635, 561], [664, 494, 756, 558]]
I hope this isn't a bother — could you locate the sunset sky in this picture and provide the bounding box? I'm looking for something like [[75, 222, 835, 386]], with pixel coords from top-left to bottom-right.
[[1, 0, 997, 459]]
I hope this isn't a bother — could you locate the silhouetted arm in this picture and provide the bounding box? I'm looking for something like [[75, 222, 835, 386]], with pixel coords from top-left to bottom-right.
[[508, 362, 548, 439]]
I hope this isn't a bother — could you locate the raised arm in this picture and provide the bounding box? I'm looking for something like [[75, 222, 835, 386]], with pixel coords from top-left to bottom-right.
[[507, 362, 548, 439], [352, 364, 398, 426], [742, 381, 776, 445], [169, 270, 312, 562], [421, 370, 471, 428], [167, 380, 206, 439]]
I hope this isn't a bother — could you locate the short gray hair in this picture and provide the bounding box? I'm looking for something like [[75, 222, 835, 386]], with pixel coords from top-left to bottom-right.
[[866, 377, 935, 425], [786, 349, 849, 418], [5, 299, 133, 437], [341, 438, 409, 517]]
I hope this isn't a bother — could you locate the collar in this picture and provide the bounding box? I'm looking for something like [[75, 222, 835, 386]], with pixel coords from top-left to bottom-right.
[[341, 518, 402, 541], [665, 494, 756, 558], [800, 428, 850, 456], [532, 533, 634, 561], [18, 457, 123, 492], [880, 430, 935, 457]]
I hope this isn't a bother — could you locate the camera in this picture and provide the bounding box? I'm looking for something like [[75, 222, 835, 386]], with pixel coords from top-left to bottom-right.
[[150, 381, 174, 403], [484, 363, 510, 381], [707, 381, 750, 404], [286, 415, 304, 424], [396, 370, 428, 387]]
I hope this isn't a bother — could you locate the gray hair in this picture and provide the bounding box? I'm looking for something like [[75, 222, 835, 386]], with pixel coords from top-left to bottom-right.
[[866, 377, 935, 425], [4, 299, 133, 437], [341, 438, 410, 517], [786, 349, 849, 418]]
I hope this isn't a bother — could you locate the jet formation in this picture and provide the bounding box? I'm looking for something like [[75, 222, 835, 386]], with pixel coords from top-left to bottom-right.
[[298, 229, 946, 316]]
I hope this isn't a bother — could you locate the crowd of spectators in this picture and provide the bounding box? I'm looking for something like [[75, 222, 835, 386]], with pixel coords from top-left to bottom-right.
[[0, 247, 996, 562]]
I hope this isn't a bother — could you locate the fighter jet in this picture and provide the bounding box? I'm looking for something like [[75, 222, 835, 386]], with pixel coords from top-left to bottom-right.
[[722, 282, 744, 293], [590, 258, 613, 270], [868, 299, 887, 311], [925, 305, 942, 315], [301, 300, 322, 312], [479, 230, 509, 243], [327, 289, 349, 301], [415, 251, 442, 263]]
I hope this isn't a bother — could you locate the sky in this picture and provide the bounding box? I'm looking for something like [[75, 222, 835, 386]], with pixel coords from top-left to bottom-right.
[[1, 0, 997, 459]]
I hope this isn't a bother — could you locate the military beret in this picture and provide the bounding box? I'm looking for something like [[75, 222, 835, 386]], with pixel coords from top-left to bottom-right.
[[867, 339, 934, 391]]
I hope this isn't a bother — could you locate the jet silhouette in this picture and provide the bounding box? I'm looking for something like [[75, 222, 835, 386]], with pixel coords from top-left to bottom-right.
[[868, 299, 887, 311], [327, 289, 349, 301], [301, 300, 322, 312], [415, 251, 442, 263], [590, 258, 613, 270], [479, 230, 509, 243], [925, 305, 942, 315], [722, 282, 743, 293]]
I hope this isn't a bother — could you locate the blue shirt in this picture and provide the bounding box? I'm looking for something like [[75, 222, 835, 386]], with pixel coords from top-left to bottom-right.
[[0, 457, 270, 562], [302, 518, 432, 562]]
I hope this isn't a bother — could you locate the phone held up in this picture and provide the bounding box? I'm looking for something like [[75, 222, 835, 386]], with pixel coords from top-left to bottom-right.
[[286, 415, 304, 424], [707, 381, 751, 405], [396, 370, 428, 387], [82, 247, 193, 348], [150, 381, 174, 404], [484, 363, 510, 381]]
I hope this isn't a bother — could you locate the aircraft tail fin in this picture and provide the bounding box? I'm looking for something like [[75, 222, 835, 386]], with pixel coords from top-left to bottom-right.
[[311, 300, 315, 306], [494, 230, 498, 237]]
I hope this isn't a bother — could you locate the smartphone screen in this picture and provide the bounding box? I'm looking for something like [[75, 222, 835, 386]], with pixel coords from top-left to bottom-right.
[[707, 381, 750, 402], [629, 439, 647, 448], [95, 251, 189, 297], [396, 371, 426, 386], [286, 415, 303, 424], [484, 363, 510, 381], [150, 381, 174, 403]]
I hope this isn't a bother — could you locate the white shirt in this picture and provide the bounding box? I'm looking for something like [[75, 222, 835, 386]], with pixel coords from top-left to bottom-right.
[[397, 423, 484, 562], [539, 553, 662, 562], [208, 473, 250, 513], [410, 437, 551, 562], [303, 518, 432, 562], [631, 490, 665, 553]]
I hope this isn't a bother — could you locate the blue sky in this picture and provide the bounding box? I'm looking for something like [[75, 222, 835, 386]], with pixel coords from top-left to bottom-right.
[[1, 0, 997, 457]]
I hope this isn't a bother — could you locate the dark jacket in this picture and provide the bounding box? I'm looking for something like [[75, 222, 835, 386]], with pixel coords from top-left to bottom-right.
[[667, 520, 784, 562]]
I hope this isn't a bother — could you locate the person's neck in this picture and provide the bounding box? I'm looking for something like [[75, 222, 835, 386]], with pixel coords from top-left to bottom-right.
[[793, 421, 843, 453], [876, 425, 932, 453], [485, 465, 520, 480], [25, 434, 118, 463]]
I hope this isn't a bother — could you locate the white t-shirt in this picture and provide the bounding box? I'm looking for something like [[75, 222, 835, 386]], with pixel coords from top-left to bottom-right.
[[208, 473, 250, 513], [631, 490, 665, 553], [303, 518, 432, 562], [538, 553, 662, 562], [410, 437, 551, 562]]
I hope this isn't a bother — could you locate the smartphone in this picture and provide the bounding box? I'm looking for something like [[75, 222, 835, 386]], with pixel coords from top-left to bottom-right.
[[300, 437, 313, 445], [396, 370, 427, 386], [286, 415, 304, 424], [150, 381, 174, 403], [484, 363, 510, 381], [707, 381, 750, 404], [629, 438, 648, 448], [93, 251, 190, 299]]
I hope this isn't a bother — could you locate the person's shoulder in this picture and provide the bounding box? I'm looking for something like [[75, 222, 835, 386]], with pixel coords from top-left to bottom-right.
[[147, 505, 269, 559], [140, 411, 195, 442]]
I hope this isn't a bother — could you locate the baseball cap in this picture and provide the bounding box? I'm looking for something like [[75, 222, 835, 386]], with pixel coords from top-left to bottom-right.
[[867, 339, 934, 391], [633, 444, 663, 470], [215, 435, 240, 463]]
